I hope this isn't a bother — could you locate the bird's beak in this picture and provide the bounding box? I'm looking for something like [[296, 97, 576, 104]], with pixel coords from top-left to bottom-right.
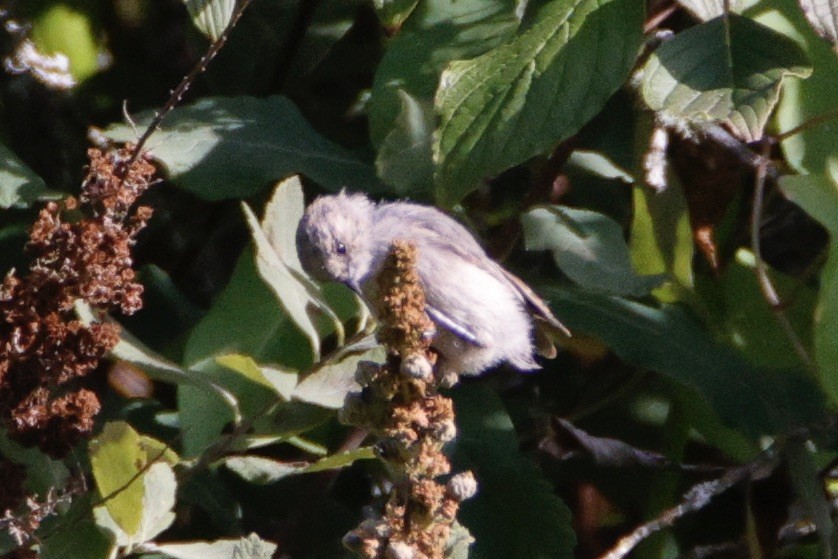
[[344, 279, 362, 295]]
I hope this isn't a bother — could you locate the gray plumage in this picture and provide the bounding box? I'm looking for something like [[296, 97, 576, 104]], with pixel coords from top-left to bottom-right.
[[295, 191, 568, 377]]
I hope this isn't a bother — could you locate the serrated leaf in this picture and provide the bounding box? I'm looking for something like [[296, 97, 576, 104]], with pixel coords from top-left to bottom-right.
[[522, 206, 665, 296], [450, 384, 575, 559], [243, 201, 321, 358], [641, 14, 812, 142], [368, 0, 519, 146], [182, 0, 235, 40], [779, 169, 838, 404], [0, 143, 51, 208], [433, 0, 644, 205], [375, 89, 435, 197], [105, 96, 380, 200], [675, 0, 752, 21], [798, 0, 838, 44], [151, 533, 277, 559]]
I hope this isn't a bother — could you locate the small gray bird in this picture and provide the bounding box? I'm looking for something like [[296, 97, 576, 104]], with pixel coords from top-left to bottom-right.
[[295, 191, 569, 377]]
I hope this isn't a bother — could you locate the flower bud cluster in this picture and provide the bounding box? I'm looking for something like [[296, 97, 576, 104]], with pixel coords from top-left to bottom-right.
[[340, 241, 476, 559]]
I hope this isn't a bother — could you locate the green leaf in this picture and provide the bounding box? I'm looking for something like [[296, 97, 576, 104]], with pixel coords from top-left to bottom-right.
[[105, 96, 380, 200], [542, 286, 827, 435], [445, 521, 475, 559], [780, 169, 838, 404], [292, 336, 382, 409], [522, 206, 665, 296], [223, 446, 375, 484], [0, 143, 51, 209], [243, 201, 321, 358], [696, 249, 818, 371], [785, 438, 834, 558], [151, 533, 277, 559], [450, 384, 575, 559], [216, 354, 298, 401], [751, 0, 838, 175], [74, 300, 241, 419], [375, 90, 436, 198], [674, 0, 753, 21], [40, 518, 115, 559], [31, 3, 99, 81], [182, 0, 235, 40], [0, 433, 69, 495], [629, 177, 694, 303], [89, 421, 146, 537], [641, 14, 812, 142], [433, 0, 644, 205], [180, 247, 316, 455], [261, 176, 307, 276], [368, 0, 519, 146]]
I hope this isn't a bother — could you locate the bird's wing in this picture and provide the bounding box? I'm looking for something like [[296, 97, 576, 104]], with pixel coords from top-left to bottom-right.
[[496, 267, 571, 338], [425, 304, 487, 347]]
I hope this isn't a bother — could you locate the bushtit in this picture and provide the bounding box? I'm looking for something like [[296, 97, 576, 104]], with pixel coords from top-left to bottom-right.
[[296, 191, 568, 377]]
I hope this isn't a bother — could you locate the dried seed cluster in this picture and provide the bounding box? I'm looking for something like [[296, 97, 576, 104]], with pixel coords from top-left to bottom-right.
[[0, 146, 155, 457], [341, 241, 476, 559]]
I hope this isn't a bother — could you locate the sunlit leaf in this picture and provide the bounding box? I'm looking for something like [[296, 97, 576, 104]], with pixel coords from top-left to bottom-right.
[[375, 90, 435, 198], [89, 422, 146, 537], [641, 14, 811, 142], [433, 0, 644, 205], [674, 0, 752, 21], [750, 0, 838, 175], [150, 533, 277, 559], [216, 354, 298, 402], [181, 248, 314, 455], [223, 446, 375, 484], [292, 335, 382, 409], [368, 0, 519, 146], [182, 0, 235, 41], [0, 143, 51, 209], [243, 202, 321, 358], [522, 206, 665, 296], [798, 0, 838, 44], [105, 96, 380, 200]]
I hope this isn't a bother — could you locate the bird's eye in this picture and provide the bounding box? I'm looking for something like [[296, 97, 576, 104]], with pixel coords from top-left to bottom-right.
[[336, 242, 347, 255]]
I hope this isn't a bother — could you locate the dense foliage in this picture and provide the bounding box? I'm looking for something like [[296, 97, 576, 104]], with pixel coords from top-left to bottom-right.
[[0, 0, 836, 558]]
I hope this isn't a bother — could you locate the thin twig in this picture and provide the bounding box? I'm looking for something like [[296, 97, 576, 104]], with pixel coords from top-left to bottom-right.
[[775, 107, 838, 143], [599, 450, 778, 559], [125, 0, 255, 168], [750, 140, 818, 373]]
